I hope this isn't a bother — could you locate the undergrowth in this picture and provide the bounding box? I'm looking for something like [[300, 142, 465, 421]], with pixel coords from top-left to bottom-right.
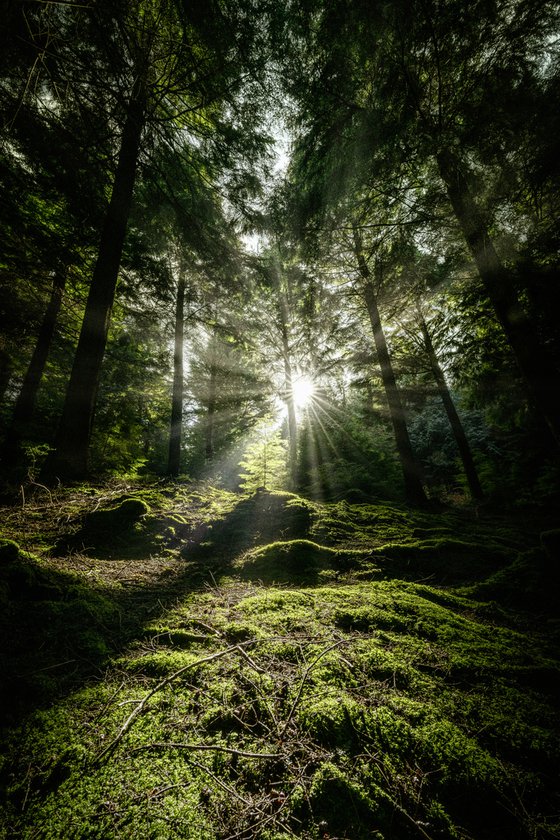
[[0, 482, 558, 839]]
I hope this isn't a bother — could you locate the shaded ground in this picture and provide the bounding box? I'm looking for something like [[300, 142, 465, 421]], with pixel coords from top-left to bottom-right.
[[0, 480, 559, 839]]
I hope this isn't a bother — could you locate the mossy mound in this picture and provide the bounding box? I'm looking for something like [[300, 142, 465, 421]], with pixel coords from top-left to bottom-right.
[[82, 497, 150, 531], [2, 579, 558, 840], [233, 538, 376, 583], [181, 489, 314, 558], [464, 546, 560, 613], [372, 536, 514, 583], [233, 534, 514, 587], [0, 538, 20, 564], [1, 480, 558, 840], [53, 497, 150, 555], [0, 538, 61, 602], [0, 540, 122, 718]]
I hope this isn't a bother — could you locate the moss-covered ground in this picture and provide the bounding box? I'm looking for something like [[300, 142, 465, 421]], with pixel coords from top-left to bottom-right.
[[0, 481, 559, 839]]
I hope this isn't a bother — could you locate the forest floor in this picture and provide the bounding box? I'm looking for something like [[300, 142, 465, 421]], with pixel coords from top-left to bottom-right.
[[0, 479, 559, 840]]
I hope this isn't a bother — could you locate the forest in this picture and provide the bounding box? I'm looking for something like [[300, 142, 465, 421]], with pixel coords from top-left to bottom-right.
[[0, 0, 559, 838]]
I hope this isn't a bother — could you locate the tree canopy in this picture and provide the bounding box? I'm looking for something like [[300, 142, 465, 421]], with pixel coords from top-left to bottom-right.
[[1, 0, 559, 506]]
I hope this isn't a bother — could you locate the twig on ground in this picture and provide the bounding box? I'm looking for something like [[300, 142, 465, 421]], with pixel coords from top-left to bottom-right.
[[279, 640, 346, 738], [92, 641, 259, 765], [131, 742, 281, 760]]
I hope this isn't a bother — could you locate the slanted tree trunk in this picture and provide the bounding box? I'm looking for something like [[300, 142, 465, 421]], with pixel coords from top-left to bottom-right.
[[353, 228, 427, 507], [419, 314, 484, 501], [2, 266, 67, 464], [436, 146, 560, 450], [41, 70, 147, 482], [167, 271, 185, 477]]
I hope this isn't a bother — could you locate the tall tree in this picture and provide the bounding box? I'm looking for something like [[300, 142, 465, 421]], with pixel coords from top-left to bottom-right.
[[416, 310, 484, 501], [40, 0, 269, 480], [281, 0, 560, 449], [167, 265, 186, 477], [352, 226, 427, 506], [1, 266, 67, 461]]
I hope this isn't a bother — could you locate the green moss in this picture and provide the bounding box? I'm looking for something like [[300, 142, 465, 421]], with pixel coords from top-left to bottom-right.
[[118, 650, 198, 677], [1, 481, 558, 840], [298, 694, 366, 749], [84, 497, 150, 529], [415, 719, 503, 787], [304, 762, 392, 840], [234, 539, 373, 583]]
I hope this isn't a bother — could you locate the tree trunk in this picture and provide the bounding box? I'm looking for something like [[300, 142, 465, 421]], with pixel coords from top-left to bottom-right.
[[353, 228, 428, 506], [279, 293, 298, 489], [436, 146, 560, 450], [419, 315, 484, 501], [0, 347, 11, 407], [204, 328, 218, 462], [2, 267, 67, 463], [167, 271, 185, 477], [41, 72, 146, 482]]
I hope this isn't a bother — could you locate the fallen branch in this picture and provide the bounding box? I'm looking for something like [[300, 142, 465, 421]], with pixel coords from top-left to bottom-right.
[[234, 644, 266, 674], [131, 742, 280, 760], [93, 641, 258, 765]]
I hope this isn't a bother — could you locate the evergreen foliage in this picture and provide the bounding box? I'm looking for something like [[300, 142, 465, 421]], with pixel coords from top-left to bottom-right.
[[1, 5, 560, 832]]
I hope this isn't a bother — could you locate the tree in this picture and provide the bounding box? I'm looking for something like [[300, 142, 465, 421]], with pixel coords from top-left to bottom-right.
[[281, 0, 560, 449], [352, 225, 427, 506], [238, 419, 288, 493], [40, 0, 270, 481], [167, 264, 186, 477], [416, 310, 483, 500], [1, 266, 67, 464]]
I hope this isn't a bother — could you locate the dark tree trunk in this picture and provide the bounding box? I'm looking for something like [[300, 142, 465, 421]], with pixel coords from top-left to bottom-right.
[[419, 315, 484, 501], [41, 73, 146, 482], [2, 267, 67, 463], [353, 228, 428, 507], [167, 272, 185, 477], [436, 146, 560, 450], [0, 348, 13, 408]]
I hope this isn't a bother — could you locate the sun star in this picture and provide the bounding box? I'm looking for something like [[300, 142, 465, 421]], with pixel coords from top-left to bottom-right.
[[292, 375, 315, 408]]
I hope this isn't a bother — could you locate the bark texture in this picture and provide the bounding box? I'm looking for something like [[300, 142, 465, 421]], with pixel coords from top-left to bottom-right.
[[279, 292, 298, 489], [204, 332, 217, 462]]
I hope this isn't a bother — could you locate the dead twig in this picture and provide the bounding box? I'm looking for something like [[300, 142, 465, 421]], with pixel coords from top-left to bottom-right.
[[131, 742, 281, 760], [279, 640, 346, 738], [92, 641, 258, 765]]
